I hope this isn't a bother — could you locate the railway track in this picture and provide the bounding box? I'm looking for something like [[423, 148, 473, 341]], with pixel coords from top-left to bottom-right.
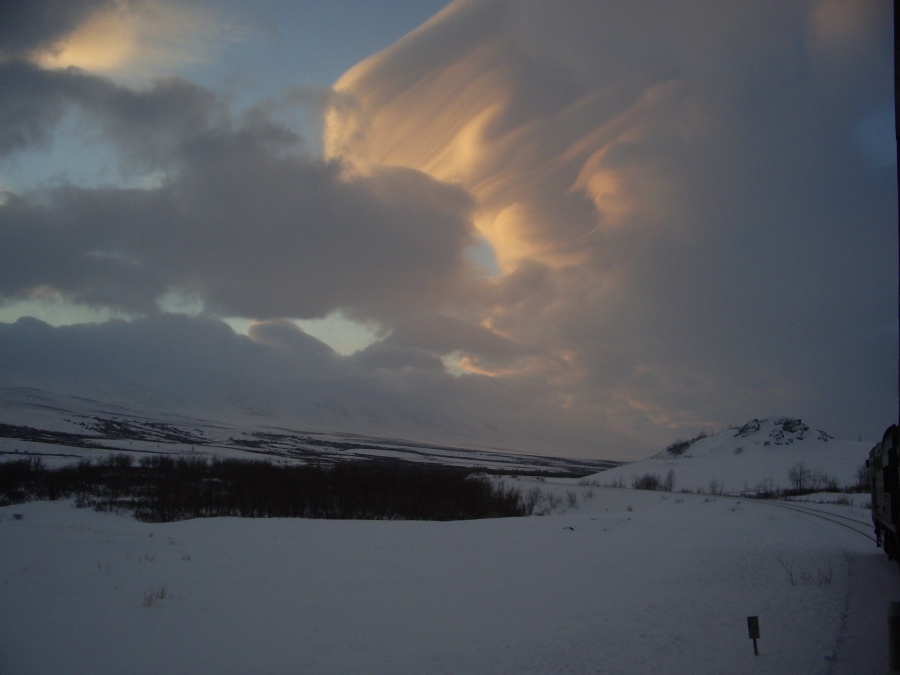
[[748, 498, 877, 543]]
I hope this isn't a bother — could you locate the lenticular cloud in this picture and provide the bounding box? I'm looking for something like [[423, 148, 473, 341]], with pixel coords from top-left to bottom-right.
[[325, 0, 895, 442]]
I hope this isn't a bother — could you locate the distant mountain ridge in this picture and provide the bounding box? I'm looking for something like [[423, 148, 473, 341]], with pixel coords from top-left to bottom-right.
[[0, 386, 618, 476], [0, 372, 648, 460]]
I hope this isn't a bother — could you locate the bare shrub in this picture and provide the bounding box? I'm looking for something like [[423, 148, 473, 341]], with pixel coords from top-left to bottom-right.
[[775, 552, 833, 587], [102, 453, 134, 469], [788, 461, 812, 493], [666, 440, 691, 457], [809, 469, 839, 493], [518, 487, 564, 515], [662, 469, 675, 492], [520, 487, 543, 515], [542, 492, 563, 512], [665, 430, 708, 457], [143, 584, 168, 607], [787, 462, 839, 494], [632, 473, 661, 490], [853, 462, 871, 493], [753, 477, 781, 499]]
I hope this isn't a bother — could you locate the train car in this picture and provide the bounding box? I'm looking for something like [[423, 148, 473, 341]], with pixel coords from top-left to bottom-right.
[[870, 424, 900, 560]]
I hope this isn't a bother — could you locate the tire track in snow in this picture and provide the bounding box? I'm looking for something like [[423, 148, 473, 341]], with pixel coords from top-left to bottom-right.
[[745, 497, 894, 673], [747, 499, 876, 543]]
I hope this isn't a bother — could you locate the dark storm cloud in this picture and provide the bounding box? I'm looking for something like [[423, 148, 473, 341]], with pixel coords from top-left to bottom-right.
[[0, 313, 265, 398], [0, 314, 647, 457], [0, 60, 83, 154], [0, 59, 218, 157], [0, 62, 479, 320]]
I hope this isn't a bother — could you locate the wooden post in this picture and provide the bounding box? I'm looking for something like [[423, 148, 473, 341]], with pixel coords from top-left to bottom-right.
[[747, 616, 760, 656]]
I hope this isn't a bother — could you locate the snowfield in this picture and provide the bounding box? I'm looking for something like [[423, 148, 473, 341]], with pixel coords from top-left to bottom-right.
[[2, 415, 898, 674], [2, 487, 898, 674]]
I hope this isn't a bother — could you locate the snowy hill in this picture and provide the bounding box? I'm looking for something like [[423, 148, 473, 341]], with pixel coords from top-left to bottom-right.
[[0, 387, 617, 476], [2, 349, 652, 460], [588, 417, 870, 495]]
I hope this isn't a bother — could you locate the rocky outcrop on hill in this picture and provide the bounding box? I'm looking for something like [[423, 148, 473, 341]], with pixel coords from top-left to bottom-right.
[[732, 417, 833, 445]]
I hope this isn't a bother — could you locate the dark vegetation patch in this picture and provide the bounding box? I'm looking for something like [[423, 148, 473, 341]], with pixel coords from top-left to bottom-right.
[[631, 469, 675, 492], [77, 417, 207, 445], [665, 431, 708, 457], [0, 455, 528, 522], [0, 423, 105, 449]]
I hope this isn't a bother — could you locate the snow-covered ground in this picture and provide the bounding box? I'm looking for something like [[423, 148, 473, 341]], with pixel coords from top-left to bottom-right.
[[2, 485, 897, 674], [3, 414, 896, 674], [589, 417, 869, 496], [0, 386, 616, 475]]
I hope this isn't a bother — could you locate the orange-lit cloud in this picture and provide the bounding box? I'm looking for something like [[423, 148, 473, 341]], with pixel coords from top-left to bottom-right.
[[325, 3, 701, 274], [30, 1, 226, 81], [32, 5, 135, 72], [325, 0, 895, 442]]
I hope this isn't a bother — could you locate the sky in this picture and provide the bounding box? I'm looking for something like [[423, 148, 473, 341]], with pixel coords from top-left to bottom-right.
[[0, 0, 895, 459]]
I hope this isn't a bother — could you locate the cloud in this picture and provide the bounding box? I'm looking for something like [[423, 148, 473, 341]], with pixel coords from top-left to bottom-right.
[[0, 313, 262, 400], [0, 63, 481, 321], [326, 0, 896, 441], [0, 0, 894, 455], [0, 314, 647, 457], [4, 0, 231, 83], [247, 319, 336, 372], [0, 0, 115, 59]]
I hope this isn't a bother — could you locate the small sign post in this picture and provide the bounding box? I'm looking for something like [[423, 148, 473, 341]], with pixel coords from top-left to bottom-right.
[[747, 616, 760, 656]]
